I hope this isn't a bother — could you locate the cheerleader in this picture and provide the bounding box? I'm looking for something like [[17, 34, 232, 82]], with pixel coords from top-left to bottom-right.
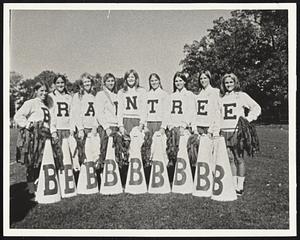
[[95, 73, 118, 165], [219, 73, 261, 195], [165, 72, 196, 166], [145, 73, 169, 136], [192, 70, 220, 136], [117, 69, 147, 134], [47, 74, 79, 170], [48, 75, 73, 140], [14, 82, 52, 197], [70, 73, 98, 162], [167, 72, 196, 133]]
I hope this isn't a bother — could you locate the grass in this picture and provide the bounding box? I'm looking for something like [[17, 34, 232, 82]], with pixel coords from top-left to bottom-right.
[[9, 125, 289, 229]]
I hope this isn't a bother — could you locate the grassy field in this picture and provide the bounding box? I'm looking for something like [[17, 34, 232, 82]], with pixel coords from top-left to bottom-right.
[[9, 125, 289, 229]]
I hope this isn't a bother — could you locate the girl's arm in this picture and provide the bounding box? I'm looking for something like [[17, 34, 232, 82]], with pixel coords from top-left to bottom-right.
[[69, 93, 83, 132], [95, 92, 106, 129], [191, 93, 198, 133], [138, 88, 147, 127], [160, 91, 170, 130], [187, 91, 197, 129], [48, 95, 57, 134], [208, 89, 222, 136], [13, 100, 33, 128], [242, 92, 262, 122]]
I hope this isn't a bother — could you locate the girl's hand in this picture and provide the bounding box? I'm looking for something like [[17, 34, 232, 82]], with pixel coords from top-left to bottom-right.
[[144, 126, 150, 133], [179, 126, 185, 136], [105, 128, 112, 136], [70, 130, 75, 136], [91, 127, 98, 136], [25, 121, 33, 130], [119, 126, 125, 135], [78, 129, 85, 139], [159, 128, 165, 135], [168, 125, 174, 131], [138, 124, 144, 132], [52, 132, 59, 143]]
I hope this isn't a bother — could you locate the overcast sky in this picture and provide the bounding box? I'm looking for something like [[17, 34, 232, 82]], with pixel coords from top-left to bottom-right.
[[10, 9, 231, 92]]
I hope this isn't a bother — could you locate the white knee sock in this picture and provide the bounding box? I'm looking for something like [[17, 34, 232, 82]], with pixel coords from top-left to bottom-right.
[[237, 176, 245, 190]]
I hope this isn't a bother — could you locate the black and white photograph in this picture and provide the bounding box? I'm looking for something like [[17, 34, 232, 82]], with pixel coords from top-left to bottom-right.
[[3, 2, 296, 237]]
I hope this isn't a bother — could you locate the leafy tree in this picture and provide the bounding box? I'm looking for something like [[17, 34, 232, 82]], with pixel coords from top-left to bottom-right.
[[180, 10, 288, 123]]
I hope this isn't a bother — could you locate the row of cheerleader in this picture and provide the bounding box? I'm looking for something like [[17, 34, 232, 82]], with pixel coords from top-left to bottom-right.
[[14, 69, 261, 200]]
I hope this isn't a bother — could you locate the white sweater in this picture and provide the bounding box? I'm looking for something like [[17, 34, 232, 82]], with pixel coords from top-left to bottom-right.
[[95, 88, 118, 130], [48, 90, 72, 133], [146, 88, 169, 128], [14, 98, 51, 129], [117, 87, 147, 127], [70, 92, 98, 131], [219, 91, 261, 131], [165, 87, 196, 128], [192, 85, 221, 135]]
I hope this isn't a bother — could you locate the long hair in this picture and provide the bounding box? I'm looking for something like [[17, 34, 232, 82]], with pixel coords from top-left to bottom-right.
[[220, 73, 241, 97], [78, 73, 97, 97], [122, 69, 140, 92], [103, 73, 116, 93], [198, 70, 212, 90], [32, 81, 50, 106], [173, 72, 187, 93], [53, 74, 69, 95], [148, 73, 163, 90]]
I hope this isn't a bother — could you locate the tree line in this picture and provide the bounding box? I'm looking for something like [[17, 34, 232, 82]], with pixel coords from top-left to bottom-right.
[[10, 10, 288, 124], [180, 10, 288, 124]]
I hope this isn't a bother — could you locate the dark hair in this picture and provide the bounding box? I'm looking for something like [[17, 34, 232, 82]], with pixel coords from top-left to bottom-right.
[[32, 81, 50, 105], [220, 73, 241, 97], [103, 73, 116, 92], [123, 69, 140, 92], [78, 73, 97, 97], [148, 73, 163, 90], [198, 70, 212, 90], [173, 72, 187, 92], [53, 74, 68, 95]]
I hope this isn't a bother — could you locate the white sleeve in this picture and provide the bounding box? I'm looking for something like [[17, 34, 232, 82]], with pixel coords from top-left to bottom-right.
[[139, 88, 147, 126], [187, 92, 197, 129], [162, 93, 172, 129], [208, 89, 222, 136], [70, 94, 83, 132], [242, 92, 262, 122], [117, 90, 125, 127], [13, 100, 33, 128], [95, 92, 107, 130], [160, 91, 169, 129], [191, 94, 198, 132], [48, 95, 57, 134]]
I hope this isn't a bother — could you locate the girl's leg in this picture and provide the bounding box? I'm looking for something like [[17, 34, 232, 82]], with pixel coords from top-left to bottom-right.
[[231, 149, 245, 193], [227, 147, 238, 190], [235, 153, 245, 191]]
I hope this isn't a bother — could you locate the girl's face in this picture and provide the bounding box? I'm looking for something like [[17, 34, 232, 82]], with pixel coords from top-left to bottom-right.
[[36, 86, 48, 101], [199, 73, 210, 89], [150, 75, 160, 90], [105, 77, 115, 91], [83, 77, 92, 92], [174, 76, 185, 91], [55, 77, 66, 93], [224, 77, 235, 92], [127, 73, 136, 88]]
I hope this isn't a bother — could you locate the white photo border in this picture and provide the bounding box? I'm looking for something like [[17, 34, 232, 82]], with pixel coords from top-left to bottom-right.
[[3, 2, 297, 237]]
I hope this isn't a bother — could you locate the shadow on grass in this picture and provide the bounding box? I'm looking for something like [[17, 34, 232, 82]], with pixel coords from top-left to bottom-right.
[[10, 182, 37, 226]]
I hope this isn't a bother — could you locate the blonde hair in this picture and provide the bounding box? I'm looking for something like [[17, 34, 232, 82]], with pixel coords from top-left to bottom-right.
[[122, 69, 140, 92], [220, 73, 241, 97]]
